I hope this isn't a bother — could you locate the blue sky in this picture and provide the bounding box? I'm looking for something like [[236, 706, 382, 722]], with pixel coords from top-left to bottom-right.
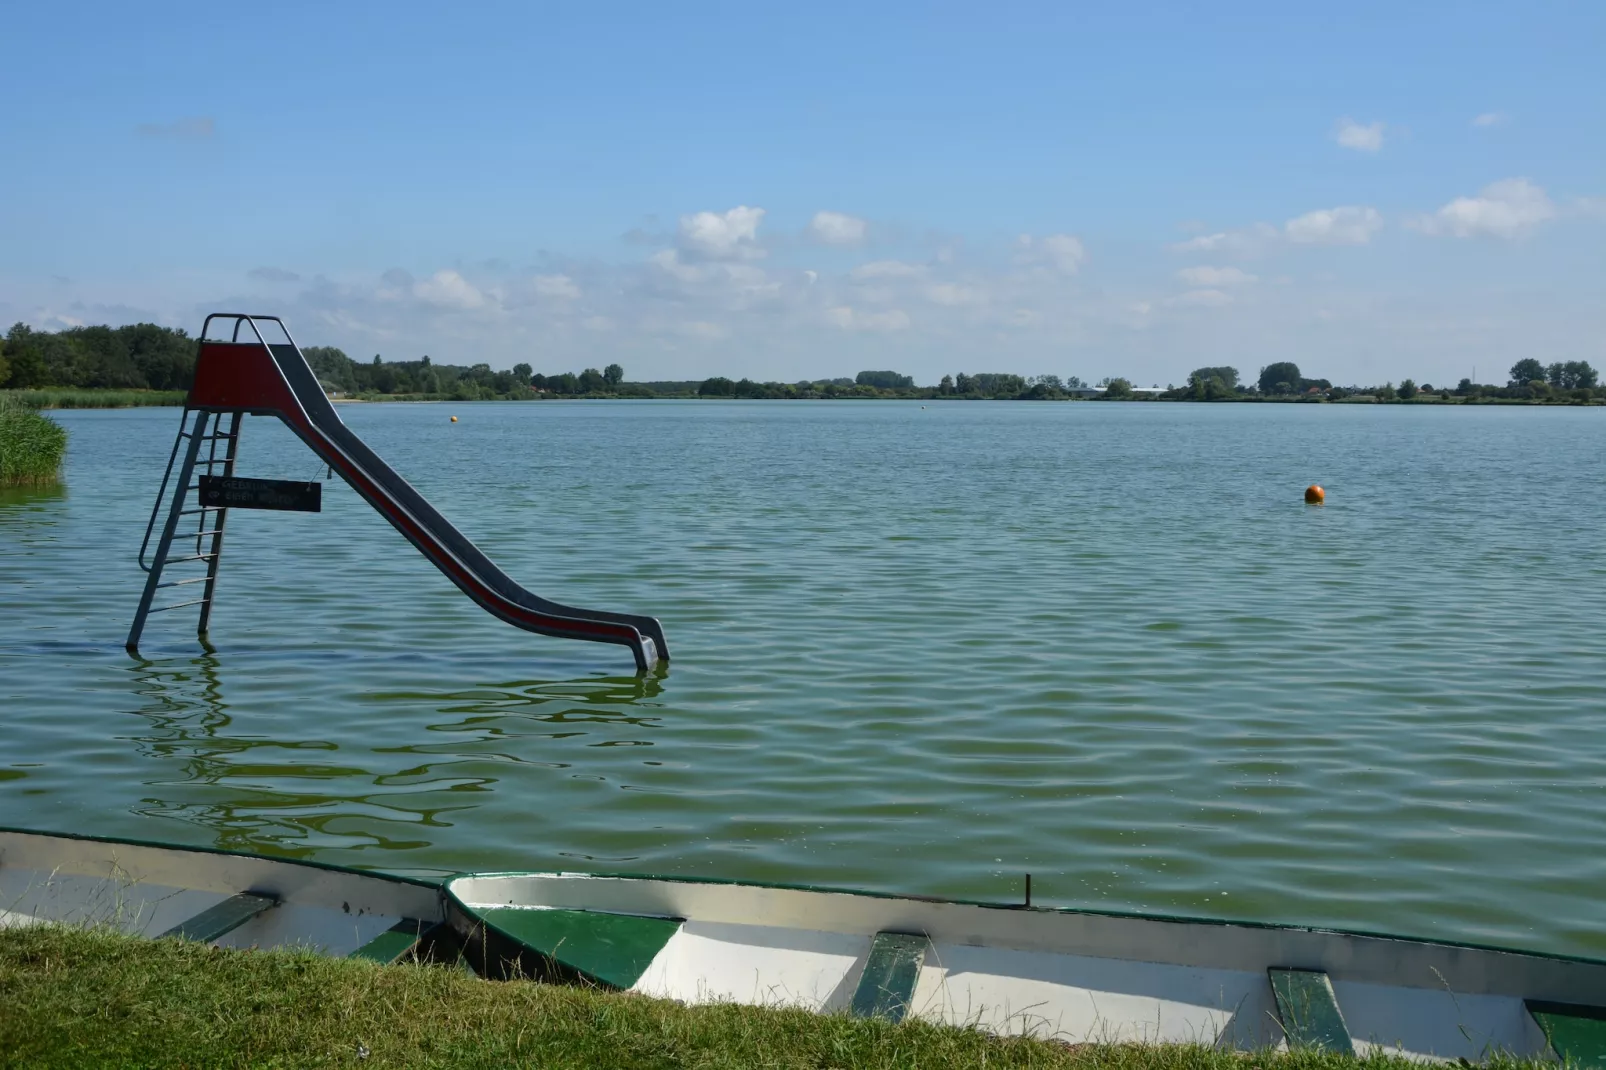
[[3, 1, 1602, 386]]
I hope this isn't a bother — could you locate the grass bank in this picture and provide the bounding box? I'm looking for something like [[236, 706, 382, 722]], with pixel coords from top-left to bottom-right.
[[0, 925, 1547, 1070], [2, 387, 188, 409], [0, 395, 68, 485]]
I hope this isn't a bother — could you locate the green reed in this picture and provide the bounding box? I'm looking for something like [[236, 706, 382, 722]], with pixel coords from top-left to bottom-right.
[[0, 395, 69, 486], [4, 388, 187, 409]]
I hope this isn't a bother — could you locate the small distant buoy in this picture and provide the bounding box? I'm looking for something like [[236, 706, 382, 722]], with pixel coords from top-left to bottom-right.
[[450, 415, 458, 423], [1305, 484, 1325, 504]]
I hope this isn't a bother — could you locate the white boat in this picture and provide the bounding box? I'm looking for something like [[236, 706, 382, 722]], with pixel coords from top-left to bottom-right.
[[0, 826, 448, 964], [443, 870, 1606, 1063], [9, 826, 1606, 1063]]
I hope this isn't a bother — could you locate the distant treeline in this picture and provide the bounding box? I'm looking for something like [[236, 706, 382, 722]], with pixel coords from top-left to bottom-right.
[[3, 323, 1600, 405], [0, 323, 549, 402], [690, 371, 1090, 400], [1166, 360, 1601, 403], [2, 323, 196, 391], [303, 347, 558, 400]]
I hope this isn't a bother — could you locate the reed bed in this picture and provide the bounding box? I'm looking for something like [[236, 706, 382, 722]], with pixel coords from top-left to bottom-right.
[[0, 395, 68, 485]]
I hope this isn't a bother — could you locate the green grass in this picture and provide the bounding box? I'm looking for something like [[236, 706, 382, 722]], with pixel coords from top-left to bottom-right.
[[0, 395, 69, 485], [3, 387, 189, 409], [0, 925, 1553, 1070]]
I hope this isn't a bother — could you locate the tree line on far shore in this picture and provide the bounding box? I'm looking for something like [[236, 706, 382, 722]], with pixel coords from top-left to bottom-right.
[[1, 323, 196, 392], [1176, 359, 1599, 403], [0, 322, 598, 401], [2, 322, 1599, 405]]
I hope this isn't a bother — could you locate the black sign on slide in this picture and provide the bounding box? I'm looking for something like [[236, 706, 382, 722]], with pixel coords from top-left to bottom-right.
[[197, 476, 322, 512]]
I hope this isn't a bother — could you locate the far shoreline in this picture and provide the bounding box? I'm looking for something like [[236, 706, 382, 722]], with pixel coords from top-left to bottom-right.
[[7, 388, 1602, 410]]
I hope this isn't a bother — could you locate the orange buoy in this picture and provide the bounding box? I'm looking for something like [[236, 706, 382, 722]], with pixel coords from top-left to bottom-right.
[[1304, 484, 1325, 504], [450, 415, 458, 423]]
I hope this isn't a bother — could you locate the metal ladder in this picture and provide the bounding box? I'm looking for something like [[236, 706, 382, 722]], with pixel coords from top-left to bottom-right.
[[127, 409, 242, 653]]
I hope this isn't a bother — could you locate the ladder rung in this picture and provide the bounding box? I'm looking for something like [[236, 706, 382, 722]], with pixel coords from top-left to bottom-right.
[[156, 576, 211, 589], [152, 598, 210, 612], [179, 507, 224, 516], [162, 553, 218, 564], [185, 529, 225, 539]]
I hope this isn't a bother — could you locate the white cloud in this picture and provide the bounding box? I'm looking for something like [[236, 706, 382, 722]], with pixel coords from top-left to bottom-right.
[[1176, 266, 1257, 287], [1411, 178, 1556, 239], [679, 321, 727, 339], [532, 274, 581, 300], [1169, 223, 1278, 257], [1472, 111, 1508, 128], [721, 263, 777, 292], [649, 248, 702, 283], [1333, 117, 1384, 152], [824, 305, 911, 331], [862, 309, 912, 331], [1168, 289, 1234, 308], [926, 283, 985, 306], [808, 210, 868, 246], [850, 259, 925, 280], [1016, 233, 1086, 273], [1284, 206, 1384, 245], [412, 270, 487, 310], [677, 206, 766, 260], [1173, 232, 1229, 253], [1172, 208, 1381, 254]]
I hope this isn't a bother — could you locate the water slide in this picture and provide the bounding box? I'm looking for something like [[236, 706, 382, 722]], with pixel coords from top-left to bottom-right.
[[181, 315, 667, 671]]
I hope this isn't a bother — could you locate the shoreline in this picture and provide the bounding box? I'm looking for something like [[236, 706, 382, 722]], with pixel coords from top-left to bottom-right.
[[9, 388, 1601, 410]]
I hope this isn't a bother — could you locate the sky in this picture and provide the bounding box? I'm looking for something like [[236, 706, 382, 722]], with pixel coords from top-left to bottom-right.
[[2, 1, 1602, 387]]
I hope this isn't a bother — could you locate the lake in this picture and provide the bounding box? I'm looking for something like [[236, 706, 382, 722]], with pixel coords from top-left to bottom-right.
[[2, 400, 1603, 955]]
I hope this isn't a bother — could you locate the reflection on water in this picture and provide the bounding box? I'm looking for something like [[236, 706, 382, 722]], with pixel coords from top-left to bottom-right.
[[0, 483, 69, 511], [121, 653, 667, 869]]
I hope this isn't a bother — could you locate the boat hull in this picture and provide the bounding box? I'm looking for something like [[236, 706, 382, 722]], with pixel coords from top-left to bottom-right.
[[0, 827, 445, 961], [445, 871, 1606, 1061]]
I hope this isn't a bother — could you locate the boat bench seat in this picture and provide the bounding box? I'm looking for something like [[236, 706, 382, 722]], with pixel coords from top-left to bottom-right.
[[1527, 1001, 1606, 1069], [159, 892, 278, 943], [158, 892, 442, 964], [1268, 968, 1354, 1054], [850, 932, 929, 1024], [349, 918, 443, 964]]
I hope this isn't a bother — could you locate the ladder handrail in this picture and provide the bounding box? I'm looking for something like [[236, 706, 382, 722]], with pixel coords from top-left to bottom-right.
[[139, 314, 287, 572], [137, 408, 200, 572]]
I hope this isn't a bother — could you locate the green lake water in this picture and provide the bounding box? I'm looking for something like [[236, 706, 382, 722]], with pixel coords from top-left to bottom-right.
[[2, 400, 1604, 955]]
